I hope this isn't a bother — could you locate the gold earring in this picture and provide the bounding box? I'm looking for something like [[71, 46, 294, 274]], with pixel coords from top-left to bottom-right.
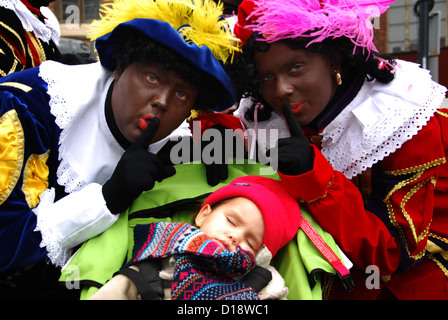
[[335, 71, 342, 86]]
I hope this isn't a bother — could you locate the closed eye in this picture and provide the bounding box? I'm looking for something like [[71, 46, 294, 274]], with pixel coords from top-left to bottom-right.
[[246, 239, 254, 250]]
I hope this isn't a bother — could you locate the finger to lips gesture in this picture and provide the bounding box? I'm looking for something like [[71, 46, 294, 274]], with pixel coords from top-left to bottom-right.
[[275, 103, 314, 175], [103, 117, 176, 214]]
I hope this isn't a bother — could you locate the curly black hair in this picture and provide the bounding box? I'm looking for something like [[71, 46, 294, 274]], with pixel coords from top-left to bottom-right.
[[113, 31, 227, 110], [229, 33, 396, 122]]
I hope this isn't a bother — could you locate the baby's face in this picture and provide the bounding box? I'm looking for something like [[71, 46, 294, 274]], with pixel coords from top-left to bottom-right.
[[195, 197, 265, 256]]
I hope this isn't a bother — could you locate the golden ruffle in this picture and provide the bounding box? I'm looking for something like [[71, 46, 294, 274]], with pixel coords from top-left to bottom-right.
[[0, 109, 24, 205], [22, 150, 50, 209]]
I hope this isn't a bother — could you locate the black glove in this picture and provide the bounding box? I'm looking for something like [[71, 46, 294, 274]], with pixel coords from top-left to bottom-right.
[[205, 155, 228, 187], [114, 260, 164, 300], [268, 103, 314, 175], [200, 123, 248, 186], [202, 124, 229, 187], [102, 117, 176, 214], [158, 131, 228, 187], [241, 266, 272, 293]]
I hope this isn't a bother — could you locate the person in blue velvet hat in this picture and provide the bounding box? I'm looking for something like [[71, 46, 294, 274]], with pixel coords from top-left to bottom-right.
[[0, 0, 239, 299]]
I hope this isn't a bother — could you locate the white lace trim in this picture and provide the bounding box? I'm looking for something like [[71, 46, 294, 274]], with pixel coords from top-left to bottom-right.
[[321, 60, 447, 179], [38, 61, 116, 193], [34, 188, 72, 267], [0, 0, 59, 44], [36, 61, 115, 265]]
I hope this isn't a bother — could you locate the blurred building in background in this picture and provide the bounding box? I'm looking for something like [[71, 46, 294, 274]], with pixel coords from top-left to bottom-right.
[[49, 0, 110, 40], [373, 0, 447, 91], [47, 0, 112, 62]]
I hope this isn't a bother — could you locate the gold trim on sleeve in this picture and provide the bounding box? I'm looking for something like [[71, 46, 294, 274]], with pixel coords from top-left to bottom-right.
[[384, 170, 436, 260], [385, 158, 446, 176], [0, 21, 26, 60], [436, 109, 448, 118], [0, 109, 24, 205], [427, 253, 448, 279], [426, 240, 448, 261], [0, 82, 32, 92]]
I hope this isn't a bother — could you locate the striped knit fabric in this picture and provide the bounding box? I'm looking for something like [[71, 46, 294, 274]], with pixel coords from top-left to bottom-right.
[[131, 222, 259, 300]]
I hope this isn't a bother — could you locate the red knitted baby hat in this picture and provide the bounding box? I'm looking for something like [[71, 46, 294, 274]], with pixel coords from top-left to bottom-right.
[[202, 175, 301, 257]]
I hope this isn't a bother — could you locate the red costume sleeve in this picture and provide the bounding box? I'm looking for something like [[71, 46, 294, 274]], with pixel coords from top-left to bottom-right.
[[279, 145, 402, 276], [281, 112, 448, 277], [379, 114, 446, 258]]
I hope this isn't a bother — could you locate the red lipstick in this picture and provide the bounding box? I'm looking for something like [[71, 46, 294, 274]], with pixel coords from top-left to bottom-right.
[[139, 115, 154, 130], [290, 102, 303, 114]]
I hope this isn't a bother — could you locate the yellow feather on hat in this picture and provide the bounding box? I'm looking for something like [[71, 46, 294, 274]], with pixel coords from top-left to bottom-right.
[[88, 0, 240, 64]]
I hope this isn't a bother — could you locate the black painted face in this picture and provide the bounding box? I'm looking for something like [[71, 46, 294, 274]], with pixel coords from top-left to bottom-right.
[[111, 61, 198, 144], [254, 42, 338, 126]]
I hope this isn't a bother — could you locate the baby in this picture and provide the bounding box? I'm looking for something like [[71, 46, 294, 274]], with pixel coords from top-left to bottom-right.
[[90, 175, 301, 300]]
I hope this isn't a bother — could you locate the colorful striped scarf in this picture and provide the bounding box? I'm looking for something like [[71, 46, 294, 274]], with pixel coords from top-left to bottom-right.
[[130, 222, 259, 300]]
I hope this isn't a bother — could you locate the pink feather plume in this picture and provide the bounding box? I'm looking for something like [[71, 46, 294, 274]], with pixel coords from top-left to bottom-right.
[[244, 0, 396, 53]]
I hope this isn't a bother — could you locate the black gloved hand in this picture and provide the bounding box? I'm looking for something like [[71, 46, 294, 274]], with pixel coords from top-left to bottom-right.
[[268, 103, 314, 175], [102, 117, 176, 214], [241, 266, 272, 293], [202, 124, 229, 187], [200, 123, 247, 186]]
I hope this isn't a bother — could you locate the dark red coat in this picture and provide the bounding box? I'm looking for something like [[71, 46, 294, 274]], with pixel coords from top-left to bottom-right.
[[281, 109, 448, 299]]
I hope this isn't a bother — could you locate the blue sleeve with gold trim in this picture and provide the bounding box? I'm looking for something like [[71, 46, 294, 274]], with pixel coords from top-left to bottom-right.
[[0, 67, 61, 272]]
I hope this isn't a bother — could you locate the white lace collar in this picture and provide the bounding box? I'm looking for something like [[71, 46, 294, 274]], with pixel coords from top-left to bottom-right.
[[39, 61, 119, 193], [321, 60, 447, 179], [0, 0, 59, 44]]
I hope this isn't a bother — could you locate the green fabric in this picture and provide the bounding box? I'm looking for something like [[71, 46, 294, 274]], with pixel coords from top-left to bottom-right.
[[272, 210, 344, 300], [59, 210, 130, 299], [127, 160, 278, 214], [59, 161, 345, 300]]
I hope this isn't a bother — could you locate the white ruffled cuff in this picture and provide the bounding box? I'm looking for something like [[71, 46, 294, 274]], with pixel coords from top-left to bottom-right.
[[33, 183, 119, 267]]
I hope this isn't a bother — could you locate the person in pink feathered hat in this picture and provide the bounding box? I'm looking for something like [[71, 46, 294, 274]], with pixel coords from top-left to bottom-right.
[[230, 0, 448, 300]]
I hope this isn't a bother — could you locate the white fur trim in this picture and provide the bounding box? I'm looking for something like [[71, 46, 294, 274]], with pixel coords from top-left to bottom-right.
[[258, 265, 289, 300]]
